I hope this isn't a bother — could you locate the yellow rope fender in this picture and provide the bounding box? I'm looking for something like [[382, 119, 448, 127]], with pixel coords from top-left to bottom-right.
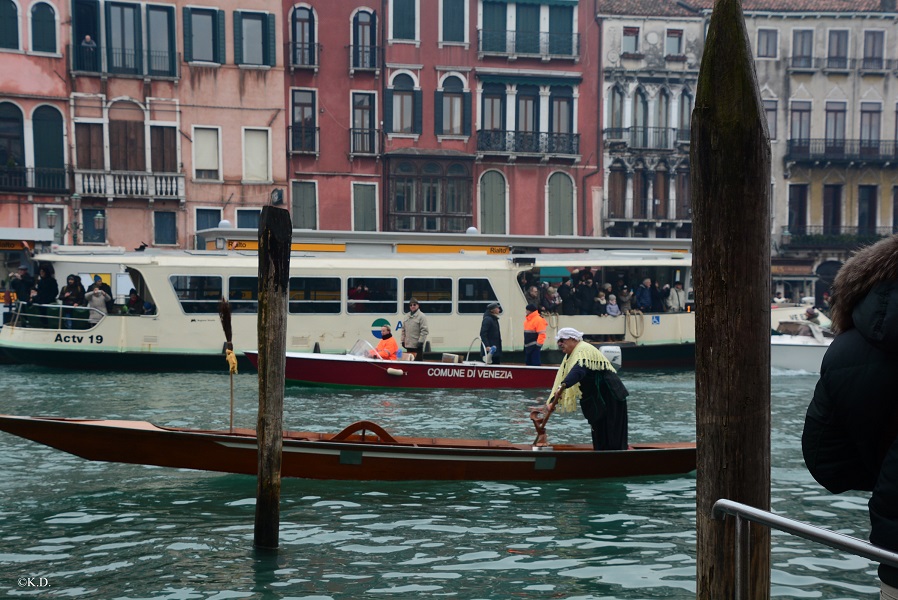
[[225, 348, 238, 374]]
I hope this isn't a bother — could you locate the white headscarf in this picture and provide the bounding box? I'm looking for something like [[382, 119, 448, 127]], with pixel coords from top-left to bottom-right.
[[555, 327, 583, 342]]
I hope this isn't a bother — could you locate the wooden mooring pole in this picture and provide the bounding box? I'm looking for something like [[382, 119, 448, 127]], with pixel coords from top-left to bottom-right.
[[254, 206, 291, 550], [691, 0, 772, 597]]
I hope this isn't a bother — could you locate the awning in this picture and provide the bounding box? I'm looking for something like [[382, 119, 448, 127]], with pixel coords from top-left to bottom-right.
[[477, 74, 582, 87], [0, 228, 56, 250]]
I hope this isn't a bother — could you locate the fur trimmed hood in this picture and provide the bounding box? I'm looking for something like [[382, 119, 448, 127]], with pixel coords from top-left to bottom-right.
[[830, 234, 898, 333]]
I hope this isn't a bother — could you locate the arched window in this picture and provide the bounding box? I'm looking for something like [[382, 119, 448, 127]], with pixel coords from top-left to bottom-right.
[[0, 0, 19, 49], [387, 73, 420, 134], [108, 100, 145, 172], [480, 170, 506, 234], [679, 90, 692, 139], [32, 106, 65, 190], [0, 102, 25, 188], [436, 75, 468, 136], [654, 162, 669, 219], [352, 10, 376, 69], [31, 2, 55, 52], [633, 89, 648, 147], [547, 172, 574, 235], [292, 7, 315, 66], [608, 161, 627, 219], [609, 86, 624, 133], [657, 89, 670, 147]]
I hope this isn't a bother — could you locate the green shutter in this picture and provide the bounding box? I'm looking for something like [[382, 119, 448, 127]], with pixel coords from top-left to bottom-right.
[[463, 91, 472, 135], [480, 171, 507, 234], [434, 91, 444, 135], [292, 182, 317, 229], [32, 3, 56, 53], [0, 0, 19, 49], [104, 3, 112, 68], [266, 13, 276, 66], [182, 7, 192, 61], [216, 10, 225, 63], [353, 184, 377, 231], [443, 0, 464, 42], [383, 90, 393, 133], [394, 0, 414, 40], [549, 6, 573, 55], [413, 90, 422, 134], [548, 173, 574, 235], [233, 11, 242, 64]]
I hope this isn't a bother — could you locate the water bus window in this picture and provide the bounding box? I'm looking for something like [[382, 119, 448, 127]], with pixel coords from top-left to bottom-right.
[[169, 275, 222, 313], [288, 277, 341, 314], [403, 277, 452, 314], [347, 277, 397, 314], [458, 278, 498, 314], [228, 276, 258, 313]]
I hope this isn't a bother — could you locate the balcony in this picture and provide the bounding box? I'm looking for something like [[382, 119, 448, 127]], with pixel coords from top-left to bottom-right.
[[604, 127, 688, 151], [73, 170, 185, 200], [70, 44, 180, 79], [781, 56, 896, 75], [0, 167, 70, 194], [348, 45, 380, 77], [785, 138, 898, 164], [288, 42, 321, 71], [476, 130, 580, 158], [349, 128, 380, 156], [781, 225, 897, 249], [477, 30, 580, 61], [288, 124, 319, 155]]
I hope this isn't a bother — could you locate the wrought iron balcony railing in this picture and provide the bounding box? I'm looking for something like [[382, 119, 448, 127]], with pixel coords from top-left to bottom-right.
[[289, 124, 319, 154], [476, 130, 580, 157], [348, 45, 380, 73], [786, 138, 898, 163], [288, 42, 321, 69], [604, 126, 689, 150], [0, 166, 70, 193], [781, 225, 897, 248], [350, 128, 379, 155], [69, 44, 180, 78], [73, 169, 184, 199], [478, 29, 580, 60]]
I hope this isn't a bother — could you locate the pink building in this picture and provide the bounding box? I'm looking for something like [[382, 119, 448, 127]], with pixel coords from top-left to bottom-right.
[[0, 0, 287, 249], [285, 0, 602, 235]]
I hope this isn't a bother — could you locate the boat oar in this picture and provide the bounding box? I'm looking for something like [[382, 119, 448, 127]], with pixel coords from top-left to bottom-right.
[[530, 384, 565, 447], [218, 299, 237, 433]]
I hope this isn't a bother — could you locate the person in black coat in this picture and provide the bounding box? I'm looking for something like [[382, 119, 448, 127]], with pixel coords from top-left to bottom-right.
[[9, 265, 33, 304], [479, 302, 502, 364], [802, 234, 898, 597], [31, 266, 59, 328]]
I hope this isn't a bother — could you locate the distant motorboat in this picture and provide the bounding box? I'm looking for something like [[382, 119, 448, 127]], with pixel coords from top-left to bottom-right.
[[770, 320, 833, 373]]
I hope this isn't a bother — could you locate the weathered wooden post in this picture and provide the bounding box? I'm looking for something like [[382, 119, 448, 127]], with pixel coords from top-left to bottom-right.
[[691, 0, 772, 597], [254, 206, 291, 549]]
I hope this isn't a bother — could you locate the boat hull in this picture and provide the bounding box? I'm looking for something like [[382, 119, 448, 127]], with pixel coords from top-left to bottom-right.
[[246, 351, 557, 389], [0, 415, 697, 482], [770, 339, 829, 373]]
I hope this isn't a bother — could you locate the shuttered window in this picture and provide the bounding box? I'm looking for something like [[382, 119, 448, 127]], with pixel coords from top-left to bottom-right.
[[479, 170, 506, 234], [234, 11, 275, 66], [154, 211, 177, 245], [481, 2, 506, 52], [547, 172, 574, 235], [515, 4, 539, 54], [392, 0, 415, 40], [75, 122, 103, 170], [183, 7, 224, 63], [442, 0, 463, 43], [0, 0, 19, 49], [292, 181, 317, 229], [236, 209, 260, 229], [548, 5, 573, 55], [353, 183, 377, 231], [193, 127, 220, 180], [31, 2, 56, 53], [150, 126, 177, 173], [242, 128, 269, 182], [109, 120, 145, 171]]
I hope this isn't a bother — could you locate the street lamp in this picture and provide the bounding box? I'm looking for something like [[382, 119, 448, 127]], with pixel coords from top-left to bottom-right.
[[45, 194, 106, 245]]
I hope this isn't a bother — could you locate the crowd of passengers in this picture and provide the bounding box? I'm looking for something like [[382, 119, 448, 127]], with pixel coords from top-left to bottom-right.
[[6, 262, 154, 328], [517, 268, 689, 317]]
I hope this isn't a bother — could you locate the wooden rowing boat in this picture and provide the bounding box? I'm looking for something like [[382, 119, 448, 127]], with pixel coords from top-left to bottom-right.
[[0, 415, 696, 481]]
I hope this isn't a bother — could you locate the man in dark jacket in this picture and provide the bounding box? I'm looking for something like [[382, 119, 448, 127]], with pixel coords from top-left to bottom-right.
[[802, 234, 898, 597], [9, 265, 33, 304], [479, 302, 502, 364]]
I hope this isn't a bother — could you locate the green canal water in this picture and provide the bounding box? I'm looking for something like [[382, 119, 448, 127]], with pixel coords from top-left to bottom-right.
[[0, 365, 880, 599]]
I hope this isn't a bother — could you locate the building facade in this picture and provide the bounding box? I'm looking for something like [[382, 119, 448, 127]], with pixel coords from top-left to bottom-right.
[[0, 0, 287, 249], [597, 0, 898, 302]]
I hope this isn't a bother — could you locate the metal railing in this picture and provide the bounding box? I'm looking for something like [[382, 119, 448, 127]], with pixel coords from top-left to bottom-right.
[[348, 45, 380, 72], [7, 302, 106, 330], [478, 29, 580, 59], [604, 126, 690, 150], [0, 166, 70, 193], [476, 129, 580, 156], [350, 128, 379, 155], [786, 138, 898, 162], [288, 42, 321, 68], [783, 56, 895, 71], [70, 43, 180, 78], [780, 225, 896, 248], [713, 499, 898, 600], [288, 124, 319, 153]]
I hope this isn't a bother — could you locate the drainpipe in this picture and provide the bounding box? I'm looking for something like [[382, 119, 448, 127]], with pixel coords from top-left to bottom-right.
[[380, 0, 388, 232], [580, 6, 604, 237]]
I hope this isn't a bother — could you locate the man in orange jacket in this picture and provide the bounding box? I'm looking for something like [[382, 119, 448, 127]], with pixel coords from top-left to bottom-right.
[[523, 303, 548, 365], [369, 325, 400, 360]]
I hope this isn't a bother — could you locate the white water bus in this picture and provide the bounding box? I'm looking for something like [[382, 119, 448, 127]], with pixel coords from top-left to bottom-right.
[[0, 231, 695, 370]]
